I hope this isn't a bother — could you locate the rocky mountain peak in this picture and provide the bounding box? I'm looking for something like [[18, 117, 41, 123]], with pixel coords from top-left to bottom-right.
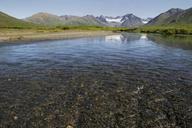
[[97, 15, 107, 22]]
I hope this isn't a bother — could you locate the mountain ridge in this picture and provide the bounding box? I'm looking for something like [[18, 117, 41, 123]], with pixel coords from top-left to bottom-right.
[[1, 7, 192, 29], [25, 13, 150, 27], [147, 8, 192, 25], [25, 12, 108, 26]]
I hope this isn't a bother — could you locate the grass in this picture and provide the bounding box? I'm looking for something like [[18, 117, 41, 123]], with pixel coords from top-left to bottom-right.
[[55, 26, 129, 31], [0, 23, 129, 32], [0, 26, 121, 42], [124, 24, 192, 35], [1, 24, 192, 36]]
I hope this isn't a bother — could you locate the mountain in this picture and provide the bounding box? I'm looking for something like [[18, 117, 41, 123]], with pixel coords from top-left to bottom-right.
[[96, 15, 107, 23], [25, 12, 107, 26], [97, 16, 122, 27], [60, 15, 108, 26], [97, 14, 149, 27], [25, 12, 64, 25], [166, 8, 192, 24], [147, 8, 184, 25], [0, 11, 35, 28], [121, 14, 144, 27], [2, 8, 191, 29], [26, 12, 148, 27]]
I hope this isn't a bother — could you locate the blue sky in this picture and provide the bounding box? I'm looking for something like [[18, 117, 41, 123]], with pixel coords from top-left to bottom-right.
[[0, 0, 192, 18]]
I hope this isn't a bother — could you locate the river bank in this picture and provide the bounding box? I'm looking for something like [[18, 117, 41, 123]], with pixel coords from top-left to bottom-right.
[[0, 29, 115, 43]]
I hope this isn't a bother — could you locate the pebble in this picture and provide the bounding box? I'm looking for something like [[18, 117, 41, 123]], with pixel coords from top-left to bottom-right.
[[13, 116, 18, 120], [66, 125, 73, 128]]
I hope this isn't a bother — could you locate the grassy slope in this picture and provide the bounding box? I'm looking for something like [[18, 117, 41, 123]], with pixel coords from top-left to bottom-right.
[[157, 8, 192, 25], [0, 11, 37, 28], [173, 8, 192, 24], [138, 8, 192, 35], [147, 8, 183, 25], [25, 13, 64, 26]]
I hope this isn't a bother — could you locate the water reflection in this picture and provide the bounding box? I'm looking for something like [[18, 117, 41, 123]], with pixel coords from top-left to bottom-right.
[[121, 33, 141, 42], [105, 35, 123, 42], [105, 33, 192, 51], [105, 33, 142, 43], [140, 34, 148, 40], [147, 34, 192, 50]]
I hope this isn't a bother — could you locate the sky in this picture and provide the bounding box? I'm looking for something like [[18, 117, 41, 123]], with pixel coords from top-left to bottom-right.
[[0, 0, 192, 19]]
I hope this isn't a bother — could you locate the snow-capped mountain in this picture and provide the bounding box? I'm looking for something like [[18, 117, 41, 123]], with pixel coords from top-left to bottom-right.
[[97, 14, 151, 27], [121, 14, 143, 27]]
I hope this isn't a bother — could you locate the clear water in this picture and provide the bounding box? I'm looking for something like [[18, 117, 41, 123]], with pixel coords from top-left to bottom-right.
[[0, 33, 192, 127]]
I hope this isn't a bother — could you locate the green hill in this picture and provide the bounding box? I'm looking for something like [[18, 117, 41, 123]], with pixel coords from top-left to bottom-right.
[[147, 8, 192, 25], [25, 12, 64, 26], [147, 8, 183, 25], [0, 11, 36, 28]]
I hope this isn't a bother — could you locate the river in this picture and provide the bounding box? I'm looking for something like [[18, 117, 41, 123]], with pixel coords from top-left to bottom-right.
[[0, 33, 192, 127]]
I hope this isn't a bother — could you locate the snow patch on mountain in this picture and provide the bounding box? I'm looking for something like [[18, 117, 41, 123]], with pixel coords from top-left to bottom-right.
[[142, 18, 152, 24], [105, 17, 123, 23]]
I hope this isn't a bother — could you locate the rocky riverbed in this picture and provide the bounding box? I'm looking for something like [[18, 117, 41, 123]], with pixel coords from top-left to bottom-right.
[[0, 33, 192, 128]]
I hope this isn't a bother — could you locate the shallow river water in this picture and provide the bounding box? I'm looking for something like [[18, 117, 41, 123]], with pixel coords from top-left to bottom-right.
[[0, 33, 192, 128]]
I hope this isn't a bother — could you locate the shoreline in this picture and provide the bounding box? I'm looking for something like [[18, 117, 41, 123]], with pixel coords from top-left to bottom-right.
[[0, 30, 116, 43]]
